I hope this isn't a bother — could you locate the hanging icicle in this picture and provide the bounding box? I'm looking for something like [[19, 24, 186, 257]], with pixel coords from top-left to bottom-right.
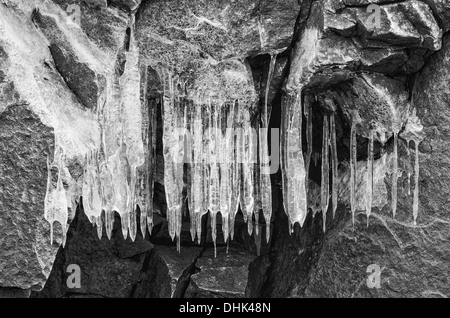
[[321, 115, 330, 232], [242, 106, 256, 235], [406, 141, 411, 196], [392, 131, 399, 218], [219, 103, 232, 244], [349, 112, 360, 227], [281, 92, 308, 231], [162, 72, 184, 251], [265, 53, 277, 119], [230, 100, 240, 241], [260, 54, 276, 243], [400, 109, 425, 225], [330, 114, 338, 219], [44, 151, 69, 246]]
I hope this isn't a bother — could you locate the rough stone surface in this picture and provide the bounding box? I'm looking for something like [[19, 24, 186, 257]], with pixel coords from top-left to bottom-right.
[[287, 0, 442, 91], [186, 247, 256, 298], [153, 246, 203, 297], [32, 206, 153, 298], [0, 105, 58, 291]]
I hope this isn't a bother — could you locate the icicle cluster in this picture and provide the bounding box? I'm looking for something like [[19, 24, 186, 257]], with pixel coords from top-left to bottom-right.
[[162, 94, 271, 254], [44, 18, 149, 245], [158, 58, 278, 253], [42, 26, 427, 250], [349, 111, 361, 226]]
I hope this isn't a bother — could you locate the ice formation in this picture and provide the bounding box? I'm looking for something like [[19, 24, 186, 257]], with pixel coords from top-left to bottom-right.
[[320, 115, 330, 232], [44, 153, 68, 246], [30, 7, 426, 250], [330, 114, 338, 218], [260, 53, 277, 242], [281, 92, 308, 231], [400, 109, 425, 225]]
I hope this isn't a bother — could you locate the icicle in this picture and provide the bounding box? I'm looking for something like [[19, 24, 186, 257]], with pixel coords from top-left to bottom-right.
[[260, 54, 275, 243], [105, 209, 113, 240], [208, 103, 220, 215], [96, 213, 103, 239], [187, 100, 196, 242], [202, 101, 211, 221], [211, 211, 217, 258], [350, 119, 358, 226], [392, 132, 398, 218], [366, 129, 374, 225], [265, 53, 277, 119], [219, 104, 233, 243], [228, 110, 239, 241], [321, 115, 329, 233], [109, 140, 131, 240], [305, 96, 313, 195], [281, 92, 308, 229], [44, 150, 69, 246], [413, 141, 420, 225], [330, 114, 338, 219], [147, 96, 158, 235], [162, 72, 183, 245], [190, 101, 203, 243], [119, 18, 145, 241], [230, 100, 240, 241], [254, 224, 262, 256], [137, 65, 149, 239], [241, 105, 256, 235], [399, 109, 424, 226]]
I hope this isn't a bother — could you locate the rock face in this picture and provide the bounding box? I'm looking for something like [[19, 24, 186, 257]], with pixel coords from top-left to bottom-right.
[[1, 0, 450, 298], [0, 105, 58, 291], [186, 247, 256, 298]]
